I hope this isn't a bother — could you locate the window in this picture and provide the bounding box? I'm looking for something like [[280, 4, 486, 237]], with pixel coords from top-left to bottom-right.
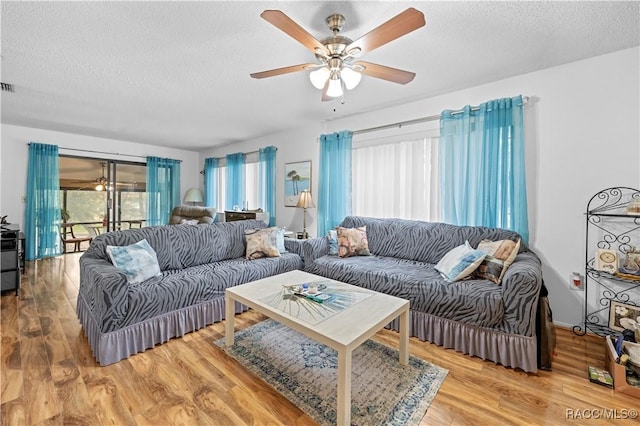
[[352, 134, 439, 221], [61, 191, 107, 223], [214, 159, 259, 212]]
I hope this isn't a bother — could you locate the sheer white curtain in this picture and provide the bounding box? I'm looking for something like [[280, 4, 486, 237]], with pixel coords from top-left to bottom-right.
[[215, 161, 260, 212], [352, 137, 439, 221]]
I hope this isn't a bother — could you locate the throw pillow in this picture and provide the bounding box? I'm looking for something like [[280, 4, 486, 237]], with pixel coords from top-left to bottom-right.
[[274, 227, 286, 254], [256, 226, 287, 254], [106, 239, 162, 284], [245, 228, 281, 259], [472, 239, 521, 284], [179, 219, 199, 225], [336, 226, 371, 258], [435, 241, 487, 282], [327, 229, 338, 255]]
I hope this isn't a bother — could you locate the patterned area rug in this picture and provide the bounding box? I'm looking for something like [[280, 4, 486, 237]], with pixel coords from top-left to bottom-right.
[[215, 319, 448, 426]]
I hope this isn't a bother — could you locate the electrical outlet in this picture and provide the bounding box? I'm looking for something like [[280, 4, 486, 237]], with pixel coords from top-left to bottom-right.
[[569, 272, 584, 291]]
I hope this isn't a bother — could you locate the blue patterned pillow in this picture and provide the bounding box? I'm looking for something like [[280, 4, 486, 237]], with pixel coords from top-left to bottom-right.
[[435, 241, 486, 282], [275, 227, 286, 254], [106, 239, 162, 284], [327, 229, 338, 255]]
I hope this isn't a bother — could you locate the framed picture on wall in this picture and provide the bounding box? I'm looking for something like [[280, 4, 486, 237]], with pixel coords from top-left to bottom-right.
[[285, 161, 311, 207]]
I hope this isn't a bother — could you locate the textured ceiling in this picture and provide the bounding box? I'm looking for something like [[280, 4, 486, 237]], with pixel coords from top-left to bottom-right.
[[1, 1, 638, 151]]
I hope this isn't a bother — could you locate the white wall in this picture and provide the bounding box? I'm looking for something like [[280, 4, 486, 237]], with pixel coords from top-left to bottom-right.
[[0, 124, 200, 229], [200, 47, 640, 328]]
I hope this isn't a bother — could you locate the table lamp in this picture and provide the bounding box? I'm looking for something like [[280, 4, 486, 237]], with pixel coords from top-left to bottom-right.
[[296, 190, 315, 239], [184, 188, 203, 206]]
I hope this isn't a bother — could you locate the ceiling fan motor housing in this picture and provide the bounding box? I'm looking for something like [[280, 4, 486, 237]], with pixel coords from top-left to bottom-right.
[[326, 14, 345, 33], [316, 14, 356, 63], [319, 35, 353, 58]]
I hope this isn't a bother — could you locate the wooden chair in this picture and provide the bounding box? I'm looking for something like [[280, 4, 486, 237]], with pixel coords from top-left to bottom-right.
[[128, 220, 143, 229], [60, 224, 93, 253]]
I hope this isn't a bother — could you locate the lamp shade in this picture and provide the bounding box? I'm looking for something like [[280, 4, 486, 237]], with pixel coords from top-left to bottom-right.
[[296, 190, 315, 209], [184, 188, 203, 204]]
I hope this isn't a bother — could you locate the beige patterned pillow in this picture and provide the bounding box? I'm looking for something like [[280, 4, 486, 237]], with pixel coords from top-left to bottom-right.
[[336, 226, 371, 258], [472, 239, 521, 284], [245, 228, 281, 260]]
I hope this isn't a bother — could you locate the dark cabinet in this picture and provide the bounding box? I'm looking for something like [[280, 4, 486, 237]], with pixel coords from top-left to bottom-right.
[[1, 224, 21, 295], [225, 211, 258, 222]]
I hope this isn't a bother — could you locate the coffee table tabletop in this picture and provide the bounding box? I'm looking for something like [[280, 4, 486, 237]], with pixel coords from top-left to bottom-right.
[[225, 269, 409, 426]]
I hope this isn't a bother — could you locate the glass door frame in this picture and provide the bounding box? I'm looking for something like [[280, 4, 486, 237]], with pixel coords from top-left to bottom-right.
[[105, 159, 147, 232]]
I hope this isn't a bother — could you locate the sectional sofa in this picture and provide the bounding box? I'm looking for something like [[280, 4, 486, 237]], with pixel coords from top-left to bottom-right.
[[78, 215, 547, 372], [302, 216, 545, 372]]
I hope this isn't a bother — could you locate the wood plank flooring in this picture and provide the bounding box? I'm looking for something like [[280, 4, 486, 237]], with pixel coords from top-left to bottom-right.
[[1, 253, 638, 425]]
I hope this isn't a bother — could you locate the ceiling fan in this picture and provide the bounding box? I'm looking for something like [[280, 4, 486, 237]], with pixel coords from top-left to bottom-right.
[[94, 163, 108, 191], [250, 8, 426, 101]]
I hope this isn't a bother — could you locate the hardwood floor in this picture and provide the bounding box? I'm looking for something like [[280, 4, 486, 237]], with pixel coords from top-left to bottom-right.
[[1, 253, 638, 425]]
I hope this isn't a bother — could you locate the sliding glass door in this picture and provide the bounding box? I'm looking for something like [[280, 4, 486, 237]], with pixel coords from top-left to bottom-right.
[[59, 156, 147, 238], [106, 161, 147, 232]]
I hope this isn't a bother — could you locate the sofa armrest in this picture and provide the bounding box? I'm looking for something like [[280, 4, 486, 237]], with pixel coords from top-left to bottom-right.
[[302, 237, 330, 268], [79, 256, 129, 333], [284, 238, 305, 259], [500, 251, 543, 336]]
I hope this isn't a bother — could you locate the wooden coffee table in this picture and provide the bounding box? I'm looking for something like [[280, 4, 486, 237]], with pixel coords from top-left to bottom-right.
[[225, 269, 409, 426]]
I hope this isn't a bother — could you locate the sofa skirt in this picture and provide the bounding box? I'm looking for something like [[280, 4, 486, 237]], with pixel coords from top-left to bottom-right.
[[76, 292, 250, 366], [387, 310, 538, 373]]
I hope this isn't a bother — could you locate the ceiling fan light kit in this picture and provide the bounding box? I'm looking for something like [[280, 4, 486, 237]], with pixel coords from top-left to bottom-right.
[[251, 8, 426, 102], [95, 163, 108, 191], [309, 67, 330, 89], [341, 67, 362, 90], [326, 74, 343, 98]]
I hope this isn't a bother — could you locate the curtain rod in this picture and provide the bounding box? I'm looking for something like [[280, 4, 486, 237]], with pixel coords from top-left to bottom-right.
[[212, 149, 259, 161], [28, 143, 181, 162], [201, 148, 273, 174], [210, 147, 281, 161], [352, 96, 529, 136]]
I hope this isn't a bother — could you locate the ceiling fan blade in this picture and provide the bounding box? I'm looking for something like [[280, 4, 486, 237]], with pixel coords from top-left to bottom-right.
[[355, 61, 416, 84], [260, 10, 329, 57], [250, 63, 318, 79], [346, 8, 425, 56]]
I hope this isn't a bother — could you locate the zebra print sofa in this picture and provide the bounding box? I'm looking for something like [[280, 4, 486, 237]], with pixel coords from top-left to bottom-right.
[[303, 216, 544, 372], [77, 219, 303, 365]]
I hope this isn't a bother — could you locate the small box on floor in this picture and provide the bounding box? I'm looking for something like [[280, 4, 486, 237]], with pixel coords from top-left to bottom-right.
[[605, 336, 640, 398]]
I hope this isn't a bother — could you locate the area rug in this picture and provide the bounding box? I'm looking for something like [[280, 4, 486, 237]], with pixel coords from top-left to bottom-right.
[[215, 319, 448, 426]]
